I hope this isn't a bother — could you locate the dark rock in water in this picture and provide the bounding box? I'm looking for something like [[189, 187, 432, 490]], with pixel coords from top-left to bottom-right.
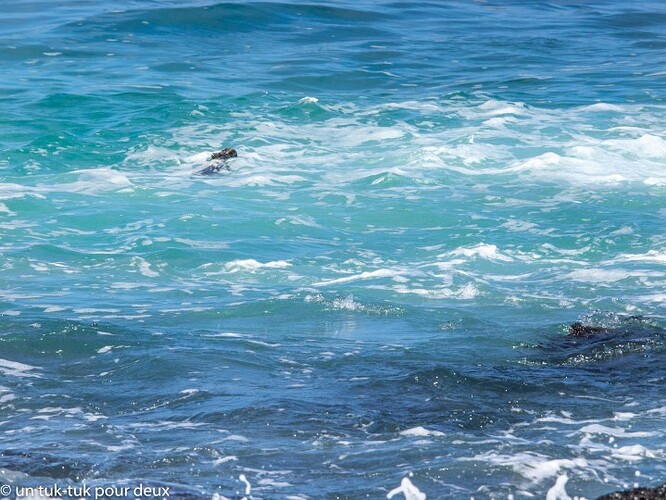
[[197, 147, 237, 175], [596, 483, 666, 499], [567, 316, 647, 337], [531, 314, 666, 374], [568, 322, 609, 337], [0, 449, 94, 480]]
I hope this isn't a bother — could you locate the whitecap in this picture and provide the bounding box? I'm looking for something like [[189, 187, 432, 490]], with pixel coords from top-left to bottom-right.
[[462, 451, 587, 483], [580, 103, 625, 112], [576, 424, 657, 438], [447, 243, 513, 262], [562, 268, 630, 283], [611, 445, 657, 462], [616, 250, 666, 264], [644, 177, 666, 186], [312, 269, 397, 287], [394, 283, 479, 300], [51, 168, 134, 194], [399, 427, 445, 438], [130, 256, 160, 277], [605, 134, 666, 158], [223, 259, 291, 272], [0, 358, 42, 378], [239, 474, 251, 496], [545, 474, 571, 500], [386, 477, 426, 500], [298, 96, 319, 104]]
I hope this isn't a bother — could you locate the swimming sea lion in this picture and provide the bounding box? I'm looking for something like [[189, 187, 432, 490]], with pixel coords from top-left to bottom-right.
[[211, 148, 237, 160], [197, 148, 237, 175]]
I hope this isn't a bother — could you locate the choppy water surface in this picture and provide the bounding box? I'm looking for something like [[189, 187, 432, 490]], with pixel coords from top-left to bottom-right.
[[1, 1, 666, 498]]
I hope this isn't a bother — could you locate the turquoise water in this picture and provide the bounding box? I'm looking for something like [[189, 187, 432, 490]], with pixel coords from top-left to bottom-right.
[[1, 1, 666, 498]]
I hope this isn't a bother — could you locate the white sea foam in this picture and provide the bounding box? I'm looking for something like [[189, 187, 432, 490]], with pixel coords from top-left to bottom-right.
[[221, 434, 249, 443], [611, 445, 657, 461], [0, 358, 41, 378], [387, 477, 426, 500], [256, 478, 292, 488], [581, 103, 626, 112], [224, 174, 307, 188], [399, 427, 445, 438], [0, 183, 41, 200], [50, 168, 134, 194], [298, 96, 319, 104], [127, 421, 207, 430], [124, 144, 184, 167], [545, 474, 572, 500], [576, 424, 657, 438], [382, 100, 444, 113], [562, 269, 630, 283], [275, 215, 320, 227], [500, 219, 539, 233], [447, 243, 513, 262], [394, 282, 479, 300], [536, 415, 597, 426], [605, 134, 666, 158], [616, 250, 666, 264], [612, 412, 638, 421], [312, 269, 397, 287], [330, 295, 363, 311], [305, 293, 402, 315], [130, 256, 160, 278], [213, 456, 238, 465], [465, 99, 527, 119], [636, 293, 666, 304], [0, 392, 16, 404], [463, 452, 588, 483], [0, 202, 15, 215], [74, 308, 120, 314], [186, 151, 212, 163], [239, 474, 252, 496], [223, 259, 291, 272]]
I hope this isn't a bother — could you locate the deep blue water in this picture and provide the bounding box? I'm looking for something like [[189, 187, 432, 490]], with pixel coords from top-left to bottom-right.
[[1, 1, 666, 498]]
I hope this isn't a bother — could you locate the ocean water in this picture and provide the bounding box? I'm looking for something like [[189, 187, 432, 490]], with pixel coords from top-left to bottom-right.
[[1, 0, 666, 498]]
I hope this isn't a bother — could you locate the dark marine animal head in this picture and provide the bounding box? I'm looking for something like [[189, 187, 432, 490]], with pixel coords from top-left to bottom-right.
[[197, 147, 238, 175], [211, 148, 237, 160]]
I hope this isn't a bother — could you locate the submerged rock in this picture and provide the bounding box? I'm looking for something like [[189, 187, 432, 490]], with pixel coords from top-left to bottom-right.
[[596, 483, 666, 500], [568, 322, 608, 336], [567, 316, 646, 337], [197, 147, 237, 175]]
